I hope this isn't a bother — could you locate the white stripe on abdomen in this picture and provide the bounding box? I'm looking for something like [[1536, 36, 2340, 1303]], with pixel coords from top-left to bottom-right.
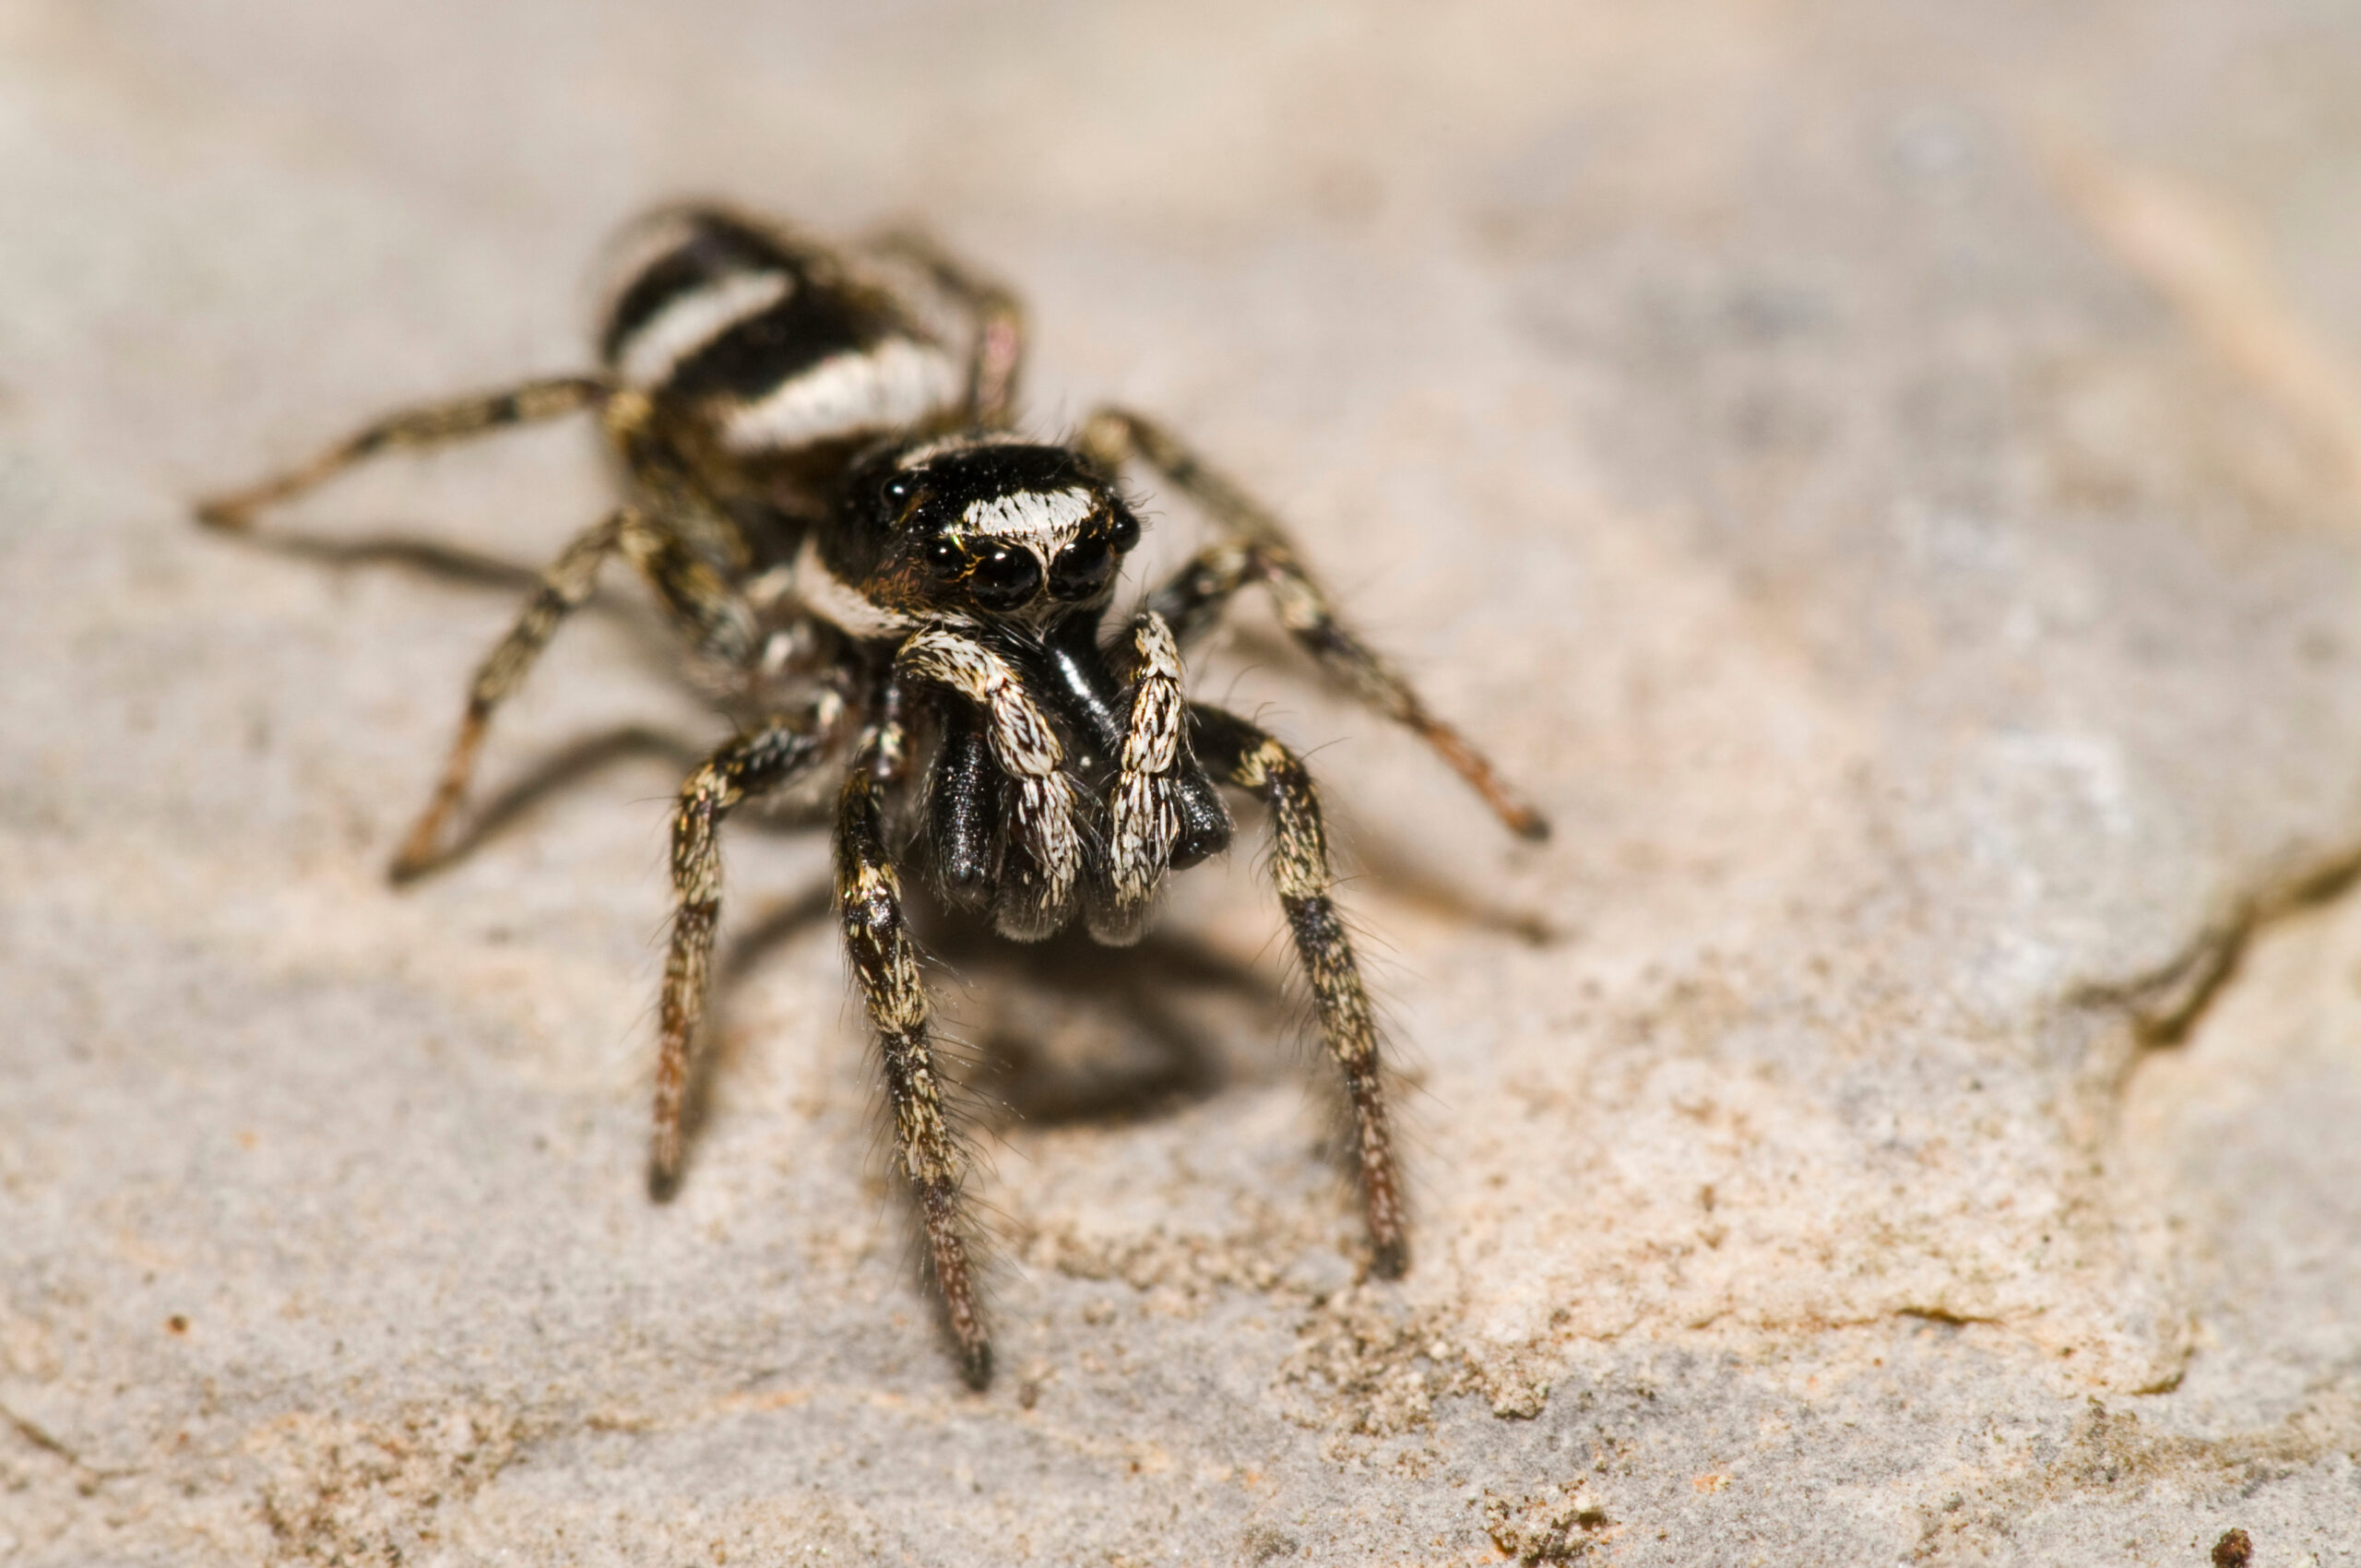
[[614, 270, 794, 388], [721, 339, 962, 454]]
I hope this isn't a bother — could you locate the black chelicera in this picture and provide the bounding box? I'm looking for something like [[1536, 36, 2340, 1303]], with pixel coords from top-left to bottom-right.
[[197, 206, 1548, 1386]]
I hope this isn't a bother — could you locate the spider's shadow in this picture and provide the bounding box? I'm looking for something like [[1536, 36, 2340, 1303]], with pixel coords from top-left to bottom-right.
[[211, 524, 551, 591], [689, 884, 1284, 1164], [396, 723, 714, 881], [920, 909, 1280, 1126]]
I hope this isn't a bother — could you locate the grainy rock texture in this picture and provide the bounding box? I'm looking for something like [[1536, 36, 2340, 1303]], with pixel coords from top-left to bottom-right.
[[4, 3, 2360, 1563]]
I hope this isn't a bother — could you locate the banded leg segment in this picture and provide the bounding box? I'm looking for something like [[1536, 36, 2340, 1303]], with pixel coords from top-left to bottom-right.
[[651, 702, 842, 1187], [893, 629, 1082, 941], [1090, 610, 1195, 945], [865, 230, 1026, 429], [388, 506, 759, 880], [390, 510, 627, 877], [837, 756, 990, 1386], [1081, 406, 1550, 842], [1191, 703, 1407, 1277], [613, 502, 759, 670], [196, 374, 611, 530]]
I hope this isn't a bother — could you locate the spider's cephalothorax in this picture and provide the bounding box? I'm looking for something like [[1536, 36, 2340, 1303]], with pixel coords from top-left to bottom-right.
[[829, 435, 1238, 944], [197, 205, 1549, 1389]]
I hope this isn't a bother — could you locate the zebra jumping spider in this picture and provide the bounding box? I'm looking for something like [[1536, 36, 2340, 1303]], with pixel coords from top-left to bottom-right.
[[197, 206, 1548, 1387]]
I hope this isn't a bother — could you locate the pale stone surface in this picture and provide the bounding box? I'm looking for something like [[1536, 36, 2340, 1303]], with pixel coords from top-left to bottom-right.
[[5, 3, 2360, 1563]]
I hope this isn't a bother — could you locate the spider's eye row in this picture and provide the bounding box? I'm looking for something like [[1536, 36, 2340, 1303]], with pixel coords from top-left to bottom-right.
[[969, 545, 1043, 607], [1109, 511, 1141, 553], [1048, 538, 1114, 601]]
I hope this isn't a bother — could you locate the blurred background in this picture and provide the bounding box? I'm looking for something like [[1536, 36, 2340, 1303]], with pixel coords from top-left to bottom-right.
[[5, 4, 2360, 1564]]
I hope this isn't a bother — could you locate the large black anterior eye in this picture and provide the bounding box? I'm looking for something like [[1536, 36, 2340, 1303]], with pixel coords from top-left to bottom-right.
[[969, 545, 1043, 608], [922, 536, 963, 576], [1048, 538, 1114, 600]]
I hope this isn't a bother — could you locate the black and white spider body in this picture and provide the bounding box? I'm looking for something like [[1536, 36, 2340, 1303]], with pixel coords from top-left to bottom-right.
[[198, 206, 1548, 1389], [829, 436, 1238, 939]]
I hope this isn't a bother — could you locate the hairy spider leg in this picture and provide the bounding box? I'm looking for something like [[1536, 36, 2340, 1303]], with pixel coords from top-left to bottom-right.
[[603, 389, 765, 578], [187, 373, 763, 878], [652, 699, 844, 1190], [388, 507, 627, 878], [863, 229, 1026, 430], [892, 629, 1085, 942], [1190, 703, 1407, 1278], [387, 498, 759, 879], [836, 752, 991, 1387], [1081, 407, 1551, 842], [194, 374, 612, 530], [387, 397, 766, 878], [1091, 610, 1197, 945]]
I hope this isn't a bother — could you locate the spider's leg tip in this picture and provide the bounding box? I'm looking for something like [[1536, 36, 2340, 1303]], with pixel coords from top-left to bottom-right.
[[192, 495, 247, 530], [1513, 812, 1552, 844], [959, 1341, 994, 1391], [646, 1160, 682, 1204], [1370, 1239, 1410, 1280], [389, 814, 458, 884]]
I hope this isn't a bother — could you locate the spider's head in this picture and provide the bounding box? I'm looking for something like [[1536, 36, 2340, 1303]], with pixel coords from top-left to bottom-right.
[[834, 436, 1142, 626]]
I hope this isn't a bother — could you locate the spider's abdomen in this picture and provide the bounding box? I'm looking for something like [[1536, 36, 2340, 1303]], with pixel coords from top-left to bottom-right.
[[599, 208, 967, 519]]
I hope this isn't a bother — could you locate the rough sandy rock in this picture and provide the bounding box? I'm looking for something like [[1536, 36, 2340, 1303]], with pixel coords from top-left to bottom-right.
[[4, 2, 2359, 1563]]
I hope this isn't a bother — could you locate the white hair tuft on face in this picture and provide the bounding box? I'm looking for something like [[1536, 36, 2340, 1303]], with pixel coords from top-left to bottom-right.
[[961, 487, 1097, 547]]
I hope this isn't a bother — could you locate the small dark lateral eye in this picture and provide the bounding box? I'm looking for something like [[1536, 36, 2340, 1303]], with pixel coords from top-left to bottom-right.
[[969, 546, 1043, 607], [1108, 511, 1141, 552], [922, 537, 963, 576], [1048, 539, 1114, 600], [884, 473, 916, 504]]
